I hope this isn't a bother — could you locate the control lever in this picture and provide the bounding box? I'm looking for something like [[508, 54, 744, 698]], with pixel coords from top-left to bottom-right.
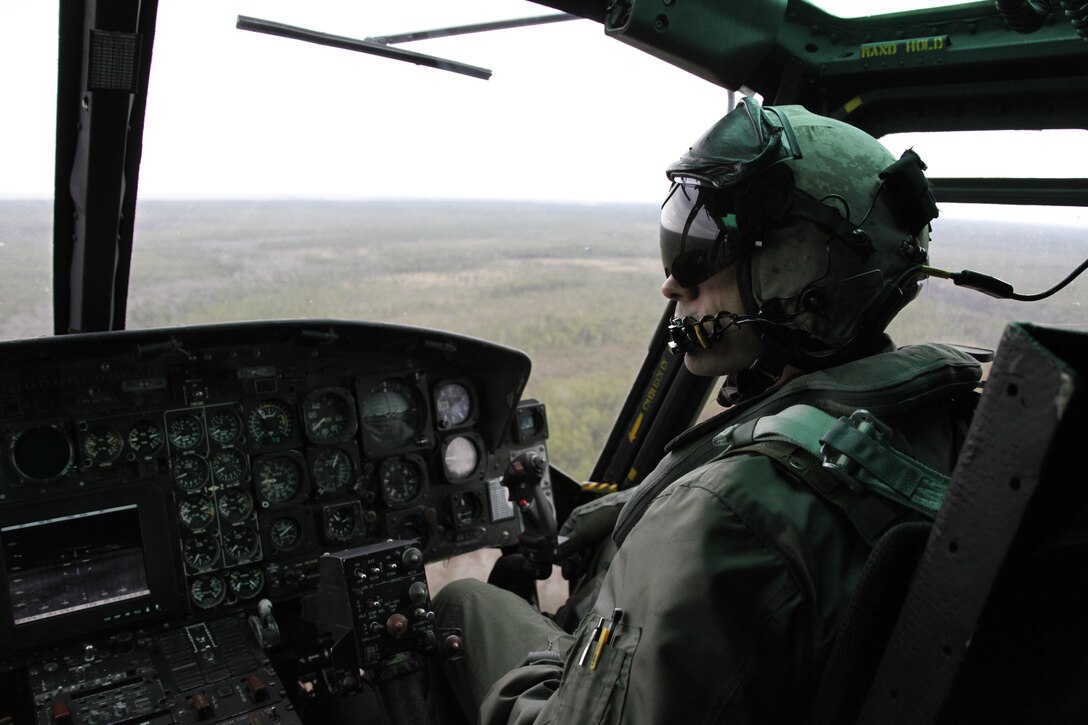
[[503, 451, 568, 580], [249, 598, 282, 649]]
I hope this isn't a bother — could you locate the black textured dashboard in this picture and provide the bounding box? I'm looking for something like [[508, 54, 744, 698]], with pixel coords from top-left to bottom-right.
[[0, 320, 548, 661]]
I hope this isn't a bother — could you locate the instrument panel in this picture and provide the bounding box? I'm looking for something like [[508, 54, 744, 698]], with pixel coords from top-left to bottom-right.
[[0, 320, 548, 659]]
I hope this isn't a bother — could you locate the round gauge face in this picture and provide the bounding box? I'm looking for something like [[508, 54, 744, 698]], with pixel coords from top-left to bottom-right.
[[226, 566, 265, 600], [380, 457, 424, 507], [435, 382, 472, 429], [178, 495, 217, 531], [182, 533, 220, 571], [167, 414, 204, 451], [221, 525, 260, 564], [253, 455, 303, 505], [312, 447, 355, 495], [210, 448, 247, 485], [269, 517, 303, 552], [10, 426, 74, 482], [246, 400, 293, 448], [207, 409, 243, 446], [83, 425, 124, 464], [217, 488, 253, 523], [442, 436, 479, 481], [302, 389, 356, 443], [173, 454, 210, 492], [189, 574, 226, 609], [127, 420, 164, 457], [324, 505, 359, 543], [362, 380, 422, 449]]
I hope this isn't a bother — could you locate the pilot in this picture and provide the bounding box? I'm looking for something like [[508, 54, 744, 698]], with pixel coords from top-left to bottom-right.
[[433, 97, 981, 724]]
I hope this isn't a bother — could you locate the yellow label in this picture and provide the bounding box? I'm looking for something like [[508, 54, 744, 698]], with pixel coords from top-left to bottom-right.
[[860, 35, 948, 60]]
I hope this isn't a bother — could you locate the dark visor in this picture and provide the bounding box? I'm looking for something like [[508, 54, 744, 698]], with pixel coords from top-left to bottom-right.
[[659, 97, 802, 288], [660, 182, 743, 288]]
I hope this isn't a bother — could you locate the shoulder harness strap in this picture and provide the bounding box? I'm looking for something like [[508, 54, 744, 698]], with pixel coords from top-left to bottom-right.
[[713, 405, 952, 544]]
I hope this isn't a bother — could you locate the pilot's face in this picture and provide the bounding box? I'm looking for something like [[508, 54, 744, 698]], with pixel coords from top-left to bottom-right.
[[661, 261, 765, 377]]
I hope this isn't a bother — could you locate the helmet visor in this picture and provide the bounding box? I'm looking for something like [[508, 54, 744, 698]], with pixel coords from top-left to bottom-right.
[[660, 181, 744, 288]]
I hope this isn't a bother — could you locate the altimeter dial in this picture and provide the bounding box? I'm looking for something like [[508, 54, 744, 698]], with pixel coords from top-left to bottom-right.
[[302, 388, 357, 444], [312, 447, 355, 495]]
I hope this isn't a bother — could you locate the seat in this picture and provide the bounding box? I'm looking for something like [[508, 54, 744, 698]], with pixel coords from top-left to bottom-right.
[[811, 322, 1088, 724]]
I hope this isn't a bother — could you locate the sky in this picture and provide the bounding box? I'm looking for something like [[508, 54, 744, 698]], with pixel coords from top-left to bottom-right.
[[2, 0, 1085, 207], [2, 0, 733, 203]]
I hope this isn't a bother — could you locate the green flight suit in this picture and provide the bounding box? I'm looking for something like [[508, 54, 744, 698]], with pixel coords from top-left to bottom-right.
[[435, 343, 980, 725]]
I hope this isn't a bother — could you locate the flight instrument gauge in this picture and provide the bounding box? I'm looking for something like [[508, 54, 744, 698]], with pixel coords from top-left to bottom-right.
[[9, 425, 74, 482], [127, 420, 164, 457], [178, 495, 217, 531], [182, 533, 220, 571], [226, 566, 265, 600], [323, 503, 363, 543], [207, 409, 243, 446], [312, 447, 355, 495], [190, 574, 227, 609], [217, 488, 254, 523], [173, 454, 210, 492], [361, 379, 424, 450], [253, 454, 305, 506], [379, 456, 425, 507], [167, 414, 204, 451], [82, 425, 124, 464], [442, 435, 481, 482], [268, 516, 303, 552], [302, 388, 357, 444], [222, 525, 260, 564], [211, 448, 247, 485], [434, 381, 474, 429], [246, 400, 293, 448]]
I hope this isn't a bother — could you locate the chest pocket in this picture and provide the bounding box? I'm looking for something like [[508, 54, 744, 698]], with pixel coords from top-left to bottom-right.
[[553, 619, 642, 725]]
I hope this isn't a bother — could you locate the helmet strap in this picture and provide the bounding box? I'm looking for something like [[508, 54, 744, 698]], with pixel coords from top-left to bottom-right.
[[717, 346, 789, 406]]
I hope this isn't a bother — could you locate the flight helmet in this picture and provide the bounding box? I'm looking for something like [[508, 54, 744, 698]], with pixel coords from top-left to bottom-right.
[[661, 96, 938, 373]]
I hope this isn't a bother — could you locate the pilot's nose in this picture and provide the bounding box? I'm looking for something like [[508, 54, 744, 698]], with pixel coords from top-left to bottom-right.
[[661, 274, 696, 302]]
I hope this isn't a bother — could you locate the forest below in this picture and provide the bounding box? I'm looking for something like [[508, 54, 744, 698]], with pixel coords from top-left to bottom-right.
[[1, 199, 1085, 479]]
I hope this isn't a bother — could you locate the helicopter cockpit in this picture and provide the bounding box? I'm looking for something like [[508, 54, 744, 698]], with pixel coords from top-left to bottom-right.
[[0, 1, 1086, 723]]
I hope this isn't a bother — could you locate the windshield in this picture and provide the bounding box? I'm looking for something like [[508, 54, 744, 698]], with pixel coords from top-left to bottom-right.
[[806, 0, 985, 18], [125, 0, 728, 479], [1, 0, 1086, 479]]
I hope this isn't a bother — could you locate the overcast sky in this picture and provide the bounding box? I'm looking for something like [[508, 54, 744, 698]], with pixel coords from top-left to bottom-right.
[[2, 0, 1085, 208], [2, 0, 735, 202]]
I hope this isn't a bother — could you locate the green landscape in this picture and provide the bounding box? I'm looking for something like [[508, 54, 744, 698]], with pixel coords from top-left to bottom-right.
[[1, 199, 1085, 480]]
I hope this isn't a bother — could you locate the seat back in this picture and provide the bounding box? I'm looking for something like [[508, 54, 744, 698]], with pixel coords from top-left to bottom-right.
[[855, 323, 1088, 724]]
